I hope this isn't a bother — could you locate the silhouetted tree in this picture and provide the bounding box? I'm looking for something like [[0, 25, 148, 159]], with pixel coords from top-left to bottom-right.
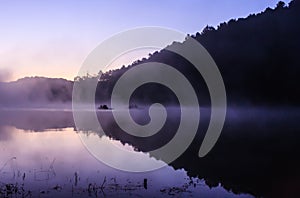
[[276, 1, 286, 9]]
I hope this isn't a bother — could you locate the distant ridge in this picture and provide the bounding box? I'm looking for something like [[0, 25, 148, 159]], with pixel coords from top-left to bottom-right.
[[0, 77, 73, 106]]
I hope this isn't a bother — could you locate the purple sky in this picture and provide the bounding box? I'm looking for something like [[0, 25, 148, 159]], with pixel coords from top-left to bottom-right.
[[0, 0, 291, 81]]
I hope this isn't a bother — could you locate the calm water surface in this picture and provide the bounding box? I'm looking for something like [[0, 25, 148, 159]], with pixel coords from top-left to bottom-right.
[[0, 109, 253, 198]]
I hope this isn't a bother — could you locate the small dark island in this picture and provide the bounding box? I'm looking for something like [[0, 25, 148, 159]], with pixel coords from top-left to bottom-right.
[[98, 104, 110, 110]]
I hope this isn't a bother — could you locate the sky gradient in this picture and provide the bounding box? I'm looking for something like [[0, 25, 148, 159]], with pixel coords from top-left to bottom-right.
[[0, 0, 291, 81]]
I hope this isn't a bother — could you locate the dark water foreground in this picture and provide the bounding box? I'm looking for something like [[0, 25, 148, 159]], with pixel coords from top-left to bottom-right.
[[0, 107, 299, 197]]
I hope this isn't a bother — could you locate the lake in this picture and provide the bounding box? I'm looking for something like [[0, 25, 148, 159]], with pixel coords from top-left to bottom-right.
[[0, 107, 299, 197]]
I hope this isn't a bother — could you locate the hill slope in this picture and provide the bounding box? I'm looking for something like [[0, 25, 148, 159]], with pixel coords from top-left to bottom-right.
[[91, 0, 300, 106]]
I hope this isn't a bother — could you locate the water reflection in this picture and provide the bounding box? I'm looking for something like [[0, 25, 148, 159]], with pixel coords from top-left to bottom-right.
[[82, 107, 300, 197], [0, 109, 253, 197]]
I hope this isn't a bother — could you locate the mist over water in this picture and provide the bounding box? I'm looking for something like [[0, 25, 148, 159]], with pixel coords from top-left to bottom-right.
[[0, 105, 299, 197], [0, 108, 258, 198]]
